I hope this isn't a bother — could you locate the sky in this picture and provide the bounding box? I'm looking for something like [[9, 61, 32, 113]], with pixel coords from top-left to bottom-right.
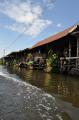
[[0, 0, 79, 58]]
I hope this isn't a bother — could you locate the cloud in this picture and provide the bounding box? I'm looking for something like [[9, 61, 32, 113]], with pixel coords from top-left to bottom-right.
[[57, 23, 62, 28], [42, 0, 55, 9], [0, 0, 53, 37], [26, 19, 52, 36], [4, 20, 52, 37]]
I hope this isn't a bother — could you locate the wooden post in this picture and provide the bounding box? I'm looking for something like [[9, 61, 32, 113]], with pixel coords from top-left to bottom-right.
[[69, 40, 71, 57], [68, 40, 71, 71], [76, 36, 79, 67], [77, 37, 79, 57]]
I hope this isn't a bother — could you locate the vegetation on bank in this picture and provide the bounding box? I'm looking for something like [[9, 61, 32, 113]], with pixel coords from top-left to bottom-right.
[[45, 50, 59, 72], [0, 59, 5, 65], [3, 49, 60, 73]]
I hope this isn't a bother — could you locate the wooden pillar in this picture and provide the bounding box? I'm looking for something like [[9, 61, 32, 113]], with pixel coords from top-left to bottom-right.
[[76, 36, 79, 67], [77, 37, 79, 57], [69, 40, 71, 57]]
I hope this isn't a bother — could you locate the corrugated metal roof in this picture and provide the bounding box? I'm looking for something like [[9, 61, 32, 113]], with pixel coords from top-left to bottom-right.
[[32, 24, 78, 49]]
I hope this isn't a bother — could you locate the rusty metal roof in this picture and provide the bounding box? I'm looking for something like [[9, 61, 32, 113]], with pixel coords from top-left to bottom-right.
[[32, 24, 78, 49]]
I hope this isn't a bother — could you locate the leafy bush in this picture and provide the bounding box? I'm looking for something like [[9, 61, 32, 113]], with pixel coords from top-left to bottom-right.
[[46, 50, 59, 72], [27, 53, 32, 58]]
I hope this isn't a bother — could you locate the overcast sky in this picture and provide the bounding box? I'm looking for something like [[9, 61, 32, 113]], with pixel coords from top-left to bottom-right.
[[0, 0, 79, 58]]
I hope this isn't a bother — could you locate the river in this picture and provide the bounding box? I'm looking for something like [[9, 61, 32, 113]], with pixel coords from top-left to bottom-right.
[[0, 65, 79, 120]]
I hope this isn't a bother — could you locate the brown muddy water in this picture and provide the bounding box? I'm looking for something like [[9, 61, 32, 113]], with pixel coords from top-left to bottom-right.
[[0, 65, 79, 120]]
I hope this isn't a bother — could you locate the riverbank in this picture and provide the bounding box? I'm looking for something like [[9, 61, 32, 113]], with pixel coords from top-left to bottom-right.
[[2, 54, 79, 76]]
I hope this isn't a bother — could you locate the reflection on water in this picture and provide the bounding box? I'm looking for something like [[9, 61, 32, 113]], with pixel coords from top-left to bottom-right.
[[0, 66, 63, 120], [7, 67, 79, 108]]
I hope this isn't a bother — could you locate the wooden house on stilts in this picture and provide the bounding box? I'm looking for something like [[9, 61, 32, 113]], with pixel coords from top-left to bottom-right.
[[31, 23, 79, 68], [4, 23, 79, 73]]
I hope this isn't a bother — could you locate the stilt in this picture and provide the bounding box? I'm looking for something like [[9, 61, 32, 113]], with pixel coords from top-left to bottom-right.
[[76, 36, 79, 68], [69, 40, 71, 58]]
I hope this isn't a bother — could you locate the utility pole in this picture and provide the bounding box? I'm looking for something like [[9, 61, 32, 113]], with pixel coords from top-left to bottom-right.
[[3, 49, 5, 64], [4, 49, 5, 57]]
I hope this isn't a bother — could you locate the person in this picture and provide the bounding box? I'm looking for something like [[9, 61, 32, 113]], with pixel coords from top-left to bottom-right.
[[60, 57, 68, 74], [63, 57, 68, 74]]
